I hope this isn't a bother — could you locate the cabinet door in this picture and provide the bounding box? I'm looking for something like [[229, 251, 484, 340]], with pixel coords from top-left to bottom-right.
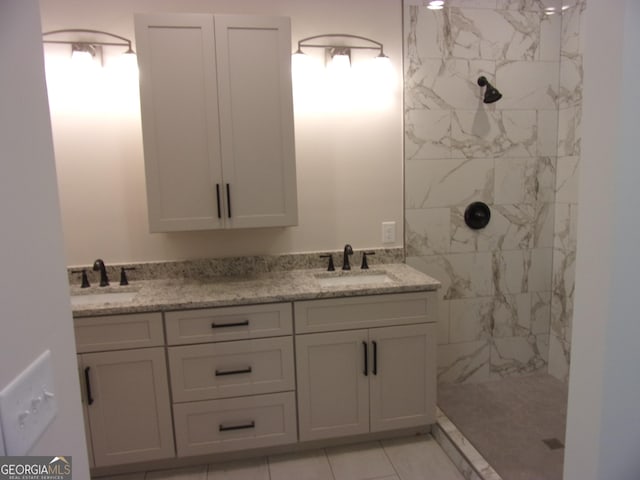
[[369, 324, 436, 432], [81, 348, 175, 466], [135, 14, 224, 232], [77, 360, 94, 468], [215, 15, 297, 228], [296, 330, 369, 441]]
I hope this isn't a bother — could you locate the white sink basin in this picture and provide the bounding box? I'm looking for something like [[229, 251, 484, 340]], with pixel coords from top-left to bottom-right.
[[70, 291, 138, 307], [315, 272, 394, 288]]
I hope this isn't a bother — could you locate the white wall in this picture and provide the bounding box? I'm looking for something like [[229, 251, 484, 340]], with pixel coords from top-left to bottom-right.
[[564, 0, 640, 478], [38, 0, 404, 266], [0, 0, 89, 474]]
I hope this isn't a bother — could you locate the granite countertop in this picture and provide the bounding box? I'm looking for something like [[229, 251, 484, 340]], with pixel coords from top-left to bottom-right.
[[70, 263, 441, 318]]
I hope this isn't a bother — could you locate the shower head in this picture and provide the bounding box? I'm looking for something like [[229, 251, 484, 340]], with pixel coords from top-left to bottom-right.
[[477, 76, 502, 104]]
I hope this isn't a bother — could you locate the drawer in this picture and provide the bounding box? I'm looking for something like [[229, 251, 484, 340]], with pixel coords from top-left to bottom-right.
[[165, 303, 292, 345], [168, 337, 295, 402], [74, 312, 164, 353], [294, 292, 436, 334], [173, 392, 297, 457]]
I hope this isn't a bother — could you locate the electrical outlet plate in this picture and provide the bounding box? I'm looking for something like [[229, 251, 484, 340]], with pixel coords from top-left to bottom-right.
[[382, 221, 396, 243], [0, 350, 57, 455]]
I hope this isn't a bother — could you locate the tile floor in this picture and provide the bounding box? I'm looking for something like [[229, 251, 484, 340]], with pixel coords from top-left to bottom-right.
[[95, 434, 464, 480], [438, 374, 568, 480]]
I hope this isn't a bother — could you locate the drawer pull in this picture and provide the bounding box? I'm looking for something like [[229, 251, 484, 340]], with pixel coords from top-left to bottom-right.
[[211, 320, 249, 329], [215, 366, 252, 377], [372, 340, 378, 375], [84, 366, 94, 406], [216, 184, 222, 219], [219, 421, 255, 432], [363, 341, 368, 376]]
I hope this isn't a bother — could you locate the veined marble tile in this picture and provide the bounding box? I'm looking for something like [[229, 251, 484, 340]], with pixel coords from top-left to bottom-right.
[[405, 208, 451, 256], [538, 9, 561, 61], [533, 201, 555, 248], [493, 248, 552, 294], [451, 204, 536, 253], [448, 0, 498, 8], [548, 332, 570, 381], [405, 110, 451, 160], [406, 58, 496, 110], [555, 156, 580, 203], [551, 248, 576, 326], [559, 53, 582, 108], [530, 291, 552, 334], [438, 299, 452, 345], [449, 297, 494, 343], [446, 8, 542, 61], [497, 0, 561, 12], [438, 340, 491, 384], [550, 249, 575, 354], [537, 110, 559, 156], [439, 252, 494, 300], [477, 291, 551, 337], [451, 110, 537, 158], [560, 1, 582, 56], [551, 290, 573, 340], [407, 253, 494, 300], [557, 105, 582, 156], [492, 293, 531, 338], [490, 334, 548, 379], [553, 203, 578, 251], [494, 157, 555, 205], [405, 5, 448, 59], [495, 61, 559, 110], [405, 158, 494, 209]]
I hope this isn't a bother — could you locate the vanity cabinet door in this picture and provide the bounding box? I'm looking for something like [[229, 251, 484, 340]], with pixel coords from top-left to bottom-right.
[[80, 348, 175, 466], [296, 330, 370, 441], [369, 323, 436, 432]]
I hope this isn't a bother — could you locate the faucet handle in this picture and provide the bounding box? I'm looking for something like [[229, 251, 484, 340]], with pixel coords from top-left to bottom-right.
[[71, 269, 90, 288], [361, 251, 375, 270], [120, 267, 136, 286], [319, 254, 335, 272]]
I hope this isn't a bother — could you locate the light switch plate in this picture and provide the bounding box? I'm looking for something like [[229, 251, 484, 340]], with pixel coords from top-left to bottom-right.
[[0, 350, 57, 455]]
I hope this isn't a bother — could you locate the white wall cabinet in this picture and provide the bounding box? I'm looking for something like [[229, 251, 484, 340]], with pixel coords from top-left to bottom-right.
[[294, 293, 437, 442], [76, 314, 174, 467], [135, 14, 297, 232]]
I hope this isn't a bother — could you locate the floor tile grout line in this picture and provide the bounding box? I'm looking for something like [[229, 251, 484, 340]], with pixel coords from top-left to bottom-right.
[[323, 446, 338, 480], [379, 439, 403, 480]]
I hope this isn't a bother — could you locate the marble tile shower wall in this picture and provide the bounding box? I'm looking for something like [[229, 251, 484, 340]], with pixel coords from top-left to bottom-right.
[[403, 0, 582, 384], [548, 0, 584, 382]]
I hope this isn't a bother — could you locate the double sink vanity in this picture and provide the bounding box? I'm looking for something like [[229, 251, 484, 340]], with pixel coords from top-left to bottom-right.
[[70, 253, 440, 474]]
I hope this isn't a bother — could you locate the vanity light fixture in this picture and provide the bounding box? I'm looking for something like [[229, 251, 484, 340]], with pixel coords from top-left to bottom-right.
[[42, 29, 136, 65], [293, 33, 389, 69]]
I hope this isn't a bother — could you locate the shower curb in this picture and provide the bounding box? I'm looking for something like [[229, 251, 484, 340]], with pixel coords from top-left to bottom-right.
[[433, 408, 503, 480]]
